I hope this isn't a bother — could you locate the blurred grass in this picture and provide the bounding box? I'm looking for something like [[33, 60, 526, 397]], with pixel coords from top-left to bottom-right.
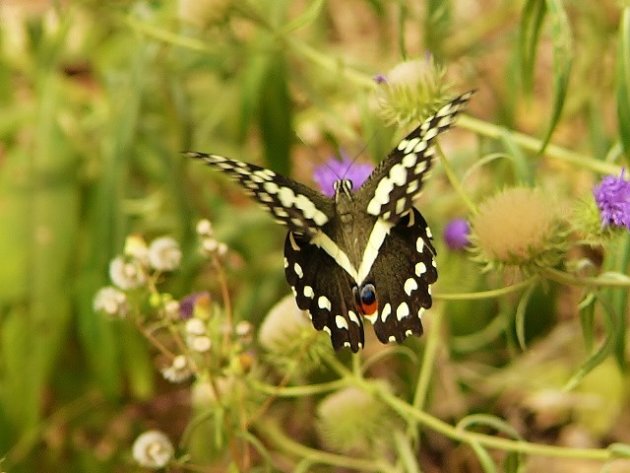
[[0, 0, 628, 471]]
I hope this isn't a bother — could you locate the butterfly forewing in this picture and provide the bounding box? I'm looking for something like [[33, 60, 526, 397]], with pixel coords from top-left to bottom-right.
[[358, 91, 473, 224], [187, 153, 334, 235]]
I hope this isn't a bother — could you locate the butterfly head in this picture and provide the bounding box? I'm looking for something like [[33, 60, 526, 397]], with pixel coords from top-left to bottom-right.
[[333, 179, 354, 202]]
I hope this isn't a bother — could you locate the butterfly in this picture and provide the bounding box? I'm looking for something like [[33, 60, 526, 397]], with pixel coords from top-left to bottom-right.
[[187, 92, 472, 352]]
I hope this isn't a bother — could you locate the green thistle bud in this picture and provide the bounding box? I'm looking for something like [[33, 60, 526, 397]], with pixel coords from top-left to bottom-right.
[[258, 295, 329, 374], [316, 382, 398, 454], [471, 187, 568, 271], [375, 56, 452, 126]]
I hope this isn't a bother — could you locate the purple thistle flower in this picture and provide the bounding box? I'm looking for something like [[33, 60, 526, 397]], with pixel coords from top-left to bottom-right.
[[313, 154, 374, 197], [443, 218, 470, 250], [593, 170, 630, 230]]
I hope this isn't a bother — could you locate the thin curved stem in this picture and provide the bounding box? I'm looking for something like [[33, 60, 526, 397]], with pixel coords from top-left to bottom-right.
[[541, 267, 630, 287], [435, 276, 538, 300], [255, 419, 396, 473], [457, 115, 623, 176]]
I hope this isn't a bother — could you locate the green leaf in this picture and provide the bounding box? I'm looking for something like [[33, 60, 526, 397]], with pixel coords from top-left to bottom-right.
[[564, 294, 618, 391], [282, 0, 324, 33], [258, 53, 293, 175], [499, 129, 534, 185], [539, 0, 572, 153], [503, 451, 523, 473], [518, 0, 546, 94], [616, 8, 630, 165], [424, 0, 452, 59], [515, 282, 537, 351], [518, 0, 572, 153], [578, 292, 596, 352], [470, 441, 497, 473]]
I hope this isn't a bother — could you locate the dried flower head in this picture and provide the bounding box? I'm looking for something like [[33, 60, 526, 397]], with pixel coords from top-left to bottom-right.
[[317, 383, 397, 454], [443, 218, 470, 250], [471, 187, 566, 269], [375, 55, 452, 125], [131, 430, 174, 469], [124, 234, 149, 265], [109, 256, 146, 290], [593, 170, 630, 230], [161, 355, 193, 383], [313, 154, 374, 197], [148, 237, 182, 271], [93, 286, 128, 318], [197, 219, 228, 256]]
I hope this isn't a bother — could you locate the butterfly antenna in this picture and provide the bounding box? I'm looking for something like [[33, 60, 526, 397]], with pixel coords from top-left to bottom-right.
[[295, 130, 343, 180]]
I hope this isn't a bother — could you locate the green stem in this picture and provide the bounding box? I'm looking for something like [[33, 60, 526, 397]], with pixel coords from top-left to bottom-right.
[[541, 267, 630, 287], [373, 383, 616, 461], [436, 142, 478, 214], [254, 419, 396, 472], [458, 115, 623, 176], [288, 39, 376, 90], [435, 276, 538, 300], [407, 307, 443, 438], [250, 379, 347, 397]]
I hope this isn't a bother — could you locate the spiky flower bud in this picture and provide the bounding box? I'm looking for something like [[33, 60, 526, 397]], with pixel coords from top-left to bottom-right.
[[316, 383, 398, 454], [471, 187, 567, 270], [258, 295, 329, 374], [375, 56, 452, 126]]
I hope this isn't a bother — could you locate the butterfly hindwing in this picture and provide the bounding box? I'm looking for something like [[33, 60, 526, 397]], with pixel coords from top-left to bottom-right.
[[187, 152, 334, 235], [358, 91, 473, 224], [284, 232, 365, 352], [365, 208, 437, 344]]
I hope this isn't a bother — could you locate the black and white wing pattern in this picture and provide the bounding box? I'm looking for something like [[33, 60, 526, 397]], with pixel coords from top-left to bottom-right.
[[188, 92, 471, 353], [284, 232, 365, 351], [185, 153, 334, 235], [363, 208, 437, 343], [357, 91, 473, 224]]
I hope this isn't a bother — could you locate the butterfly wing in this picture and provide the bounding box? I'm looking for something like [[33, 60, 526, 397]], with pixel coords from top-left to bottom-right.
[[187, 153, 334, 235], [284, 231, 365, 352], [356, 92, 473, 224], [365, 208, 437, 343]]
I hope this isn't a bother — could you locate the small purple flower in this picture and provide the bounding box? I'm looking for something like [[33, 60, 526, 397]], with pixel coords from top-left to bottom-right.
[[313, 154, 374, 197], [373, 73, 388, 85], [443, 218, 470, 250], [179, 292, 210, 319], [593, 170, 630, 230]]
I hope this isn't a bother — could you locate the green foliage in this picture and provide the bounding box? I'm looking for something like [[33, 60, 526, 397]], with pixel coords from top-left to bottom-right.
[[0, 1, 629, 472]]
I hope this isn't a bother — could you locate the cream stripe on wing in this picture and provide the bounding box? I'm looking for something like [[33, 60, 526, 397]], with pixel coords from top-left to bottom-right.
[[310, 231, 358, 281], [357, 218, 394, 283]]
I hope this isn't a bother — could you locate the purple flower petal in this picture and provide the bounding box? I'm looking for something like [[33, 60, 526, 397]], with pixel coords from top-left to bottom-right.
[[373, 73, 387, 84], [443, 218, 470, 250], [179, 292, 209, 319], [313, 154, 374, 197], [593, 169, 630, 230]]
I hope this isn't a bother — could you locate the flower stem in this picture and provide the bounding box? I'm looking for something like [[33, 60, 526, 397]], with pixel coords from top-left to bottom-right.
[[435, 276, 538, 300], [254, 419, 396, 472], [436, 142, 478, 214], [541, 267, 630, 287], [457, 115, 623, 176]]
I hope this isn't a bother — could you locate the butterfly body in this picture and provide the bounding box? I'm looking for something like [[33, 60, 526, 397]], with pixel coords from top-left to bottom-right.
[[188, 92, 472, 352]]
